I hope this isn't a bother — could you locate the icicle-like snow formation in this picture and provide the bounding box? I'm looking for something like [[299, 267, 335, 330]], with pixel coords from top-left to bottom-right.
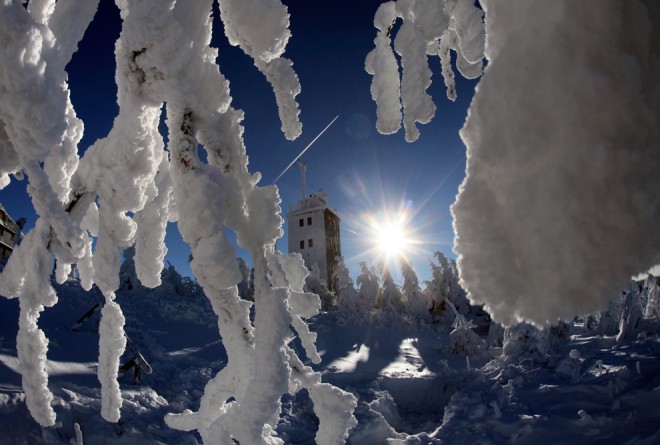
[[1, 0, 354, 439], [365, 0, 484, 141], [89, 1, 353, 442], [0, 0, 99, 427], [218, 0, 302, 140], [451, 0, 660, 326]]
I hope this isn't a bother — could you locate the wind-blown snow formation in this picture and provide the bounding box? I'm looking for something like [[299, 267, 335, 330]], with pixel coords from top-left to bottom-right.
[[452, 0, 660, 326], [367, 0, 660, 327], [0, 0, 355, 441]]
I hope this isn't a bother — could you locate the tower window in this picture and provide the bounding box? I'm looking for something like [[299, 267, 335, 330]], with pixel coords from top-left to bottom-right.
[[308, 239, 313, 248], [307, 217, 312, 225], [300, 240, 305, 249], [299, 218, 304, 227]]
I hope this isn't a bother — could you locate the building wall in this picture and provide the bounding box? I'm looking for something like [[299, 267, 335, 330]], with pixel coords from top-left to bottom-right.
[[323, 209, 341, 291], [288, 207, 328, 281], [0, 206, 17, 259]]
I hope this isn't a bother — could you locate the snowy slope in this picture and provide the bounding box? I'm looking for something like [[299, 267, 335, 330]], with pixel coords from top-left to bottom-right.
[[1, 277, 660, 444]]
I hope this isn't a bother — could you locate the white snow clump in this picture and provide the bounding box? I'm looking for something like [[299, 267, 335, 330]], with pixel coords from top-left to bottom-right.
[[452, 0, 660, 326], [365, 0, 484, 141], [0, 0, 355, 442]]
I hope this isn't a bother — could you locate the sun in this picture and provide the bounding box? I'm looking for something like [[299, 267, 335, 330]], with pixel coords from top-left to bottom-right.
[[365, 210, 417, 262], [374, 221, 409, 258]]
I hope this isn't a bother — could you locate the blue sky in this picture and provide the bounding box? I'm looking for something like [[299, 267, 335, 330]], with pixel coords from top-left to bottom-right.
[[0, 0, 478, 285]]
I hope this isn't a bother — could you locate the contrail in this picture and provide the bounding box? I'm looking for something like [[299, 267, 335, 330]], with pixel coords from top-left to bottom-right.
[[273, 115, 339, 184]]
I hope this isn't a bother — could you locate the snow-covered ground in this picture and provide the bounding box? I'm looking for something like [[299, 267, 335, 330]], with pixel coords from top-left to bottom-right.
[[1, 276, 659, 444]]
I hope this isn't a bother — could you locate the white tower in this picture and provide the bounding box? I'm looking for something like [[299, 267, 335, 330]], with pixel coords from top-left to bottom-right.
[[287, 163, 341, 291]]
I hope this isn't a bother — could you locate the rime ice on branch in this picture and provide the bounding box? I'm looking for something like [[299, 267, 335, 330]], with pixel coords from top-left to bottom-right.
[[0, 0, 355, 441], [365, 0, 484, 142], [0, 0, 100, 427], [367, 0, 660, 328], [451, 0, 660, 326]]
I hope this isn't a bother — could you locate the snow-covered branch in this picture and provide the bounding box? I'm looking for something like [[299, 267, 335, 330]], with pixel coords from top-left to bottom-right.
[[367, 0, 660, 327], [0, 0, 354, 441], [365, 0, 484, 142]]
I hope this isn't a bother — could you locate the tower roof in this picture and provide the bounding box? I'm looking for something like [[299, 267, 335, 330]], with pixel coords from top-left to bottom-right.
[[290, 189, 331, 213]]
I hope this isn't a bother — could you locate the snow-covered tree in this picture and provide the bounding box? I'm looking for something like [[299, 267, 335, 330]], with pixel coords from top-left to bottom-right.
[[236, 257, 254, 301], [375, 262, 405, 313], [305, 263, 336, 311], [644, 275, 660, 319], [447, 314, 484, 356], [486, 321, 505, 348], [356, 261, 380, 311], [367, 0, 660, 327], [424, 252, 469, 327], [581, 293, 625, 337], [0, 1, 356, 442], [335, 257, 360, 312], [401, 258, 431, 322]]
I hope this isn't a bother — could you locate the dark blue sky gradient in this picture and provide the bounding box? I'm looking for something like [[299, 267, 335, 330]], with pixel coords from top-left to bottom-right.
[[0, 0, 478, 283]]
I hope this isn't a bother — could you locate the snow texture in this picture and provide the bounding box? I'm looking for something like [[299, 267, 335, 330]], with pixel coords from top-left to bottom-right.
[[0, 0, 100, 426], [98, 299, 126, 422], [2, 274, 660, 444], [0, 0, 353, 438], [218, 0, 302, 140], [452, 0, 660, 326], [365, 2, 402, 136], [365, 0, 484, 141]]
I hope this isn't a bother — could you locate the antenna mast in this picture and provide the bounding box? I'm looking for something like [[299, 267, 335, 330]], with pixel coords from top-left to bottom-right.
[[298, 161, 307, 200]]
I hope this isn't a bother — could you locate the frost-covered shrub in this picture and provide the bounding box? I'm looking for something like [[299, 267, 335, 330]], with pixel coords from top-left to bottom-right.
[[547, 320, 572, 347], [447, 315, 484, 356], [335, 257, 360, 313], [555, 349, 582, 383], [502, 323, 549, 364]]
